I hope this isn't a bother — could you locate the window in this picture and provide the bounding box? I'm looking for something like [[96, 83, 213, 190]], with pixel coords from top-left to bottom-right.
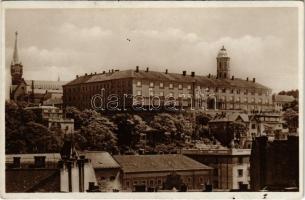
[[149, 180, 154, 186], [187, 85, 191, 90], [160, 91, 164, 97], [251, 124, 256, 129], [238, 157, 243, 164], [136, 81, 141, 87], [231, 89, 234, 94], [126, 181, 130, 187], [149, 82, 154, 88], [178, 84, 183, 90], [157, 180, 162, 185], [244, 97, 248, 103], [251, 98, 255, 103], [137, 90, 142, 96], [244, 89, 248, 95], [222, 88, 226, 93], [169, 92, 174, 97], [236, 97, 240, 102], [238, 169, 243, 177], [160, 82, 164, 88], [149, 90, 154, 96], [169, 83, 173, 89], [237, 89, 241, 94]]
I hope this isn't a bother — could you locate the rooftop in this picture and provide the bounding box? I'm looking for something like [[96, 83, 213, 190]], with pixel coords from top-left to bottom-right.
[[113, 154, 212, 173], [65, 69, 270, 91], [273, 94, 295, 103], [81, 151, 120, 169]]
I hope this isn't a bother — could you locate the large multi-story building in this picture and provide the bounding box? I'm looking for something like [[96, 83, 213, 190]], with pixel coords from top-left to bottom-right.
[[63, 47, 273, 111]]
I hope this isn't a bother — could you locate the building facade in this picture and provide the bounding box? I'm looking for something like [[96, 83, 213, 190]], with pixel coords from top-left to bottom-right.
[[63, 47, 273, 111], [182, 147, 251, 191], [113, 154, 213, 192]]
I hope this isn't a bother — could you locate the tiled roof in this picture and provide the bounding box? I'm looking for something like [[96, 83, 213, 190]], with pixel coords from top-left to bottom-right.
[[81, 151, 120, 169], [210, 113, 249, 123], [274, 95, 295, 103], [64, 69, 270, 90], [113, 154, 212, 173]]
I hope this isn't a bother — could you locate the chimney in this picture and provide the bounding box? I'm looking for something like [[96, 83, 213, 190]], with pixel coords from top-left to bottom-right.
[[165, 69, 168, 74], [111, 69, 114, 73], [246, 77, 249, 81], [90, 73, 93, 75], [85, 73, 88, 76], [115, 69, 119, 72], [136, 66, 139, 72], [208, 73, 211, 78], [253, 78, 256, 83], [76, 75, 79, 78], [102, 71, 106, 74], [231, 76, 234, 80], [191, 72, 195, 77], [146, 67, 149, 72], [182, 71, 186, 76], [94, 72, 97, 74]]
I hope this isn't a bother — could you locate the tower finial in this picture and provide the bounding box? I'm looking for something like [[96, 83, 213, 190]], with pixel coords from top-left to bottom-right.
[[222, 45, 225, 50], [13, 31, 20, 65]]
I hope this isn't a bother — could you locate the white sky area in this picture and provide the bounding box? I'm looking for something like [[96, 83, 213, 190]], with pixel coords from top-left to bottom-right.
[[5, 8, 299, 97]]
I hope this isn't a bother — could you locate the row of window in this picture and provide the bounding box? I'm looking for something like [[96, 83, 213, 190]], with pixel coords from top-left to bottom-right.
[[135, 91, 270, 103], [136, 81, 269, 96], [137, 81, 192, 90]]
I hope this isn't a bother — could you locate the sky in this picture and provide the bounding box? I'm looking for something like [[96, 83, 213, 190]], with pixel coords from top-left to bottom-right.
[[5, 7, 299, 95]]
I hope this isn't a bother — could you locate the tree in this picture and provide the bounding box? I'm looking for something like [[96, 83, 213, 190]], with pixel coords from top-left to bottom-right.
[[66, 107, 119, 153], [112, 113, 149, 152], [5, 100, 63, 154], [211, 121, 248, 148], [283, 108, 299, 133]]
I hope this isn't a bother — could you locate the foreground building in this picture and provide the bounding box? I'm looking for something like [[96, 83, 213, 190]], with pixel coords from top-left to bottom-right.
[[250, 136, 299, 191], [63, 47, 273, 111], [182, 146, 251, 191], [113, 154, 213, 192]]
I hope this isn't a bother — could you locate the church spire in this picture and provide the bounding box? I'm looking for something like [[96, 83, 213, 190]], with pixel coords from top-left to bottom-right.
[[12, 31, 20, 65]]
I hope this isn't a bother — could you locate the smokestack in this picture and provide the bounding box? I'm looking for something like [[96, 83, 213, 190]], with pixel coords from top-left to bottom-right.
[[136, 66, 139, 72], [253, 78, 256, 83], [231, 76, 234, 80], [165, 69, 168, 74], [146, 67, 149, 72], [191, 72, 195, 77], [182, 71, 186, 76]]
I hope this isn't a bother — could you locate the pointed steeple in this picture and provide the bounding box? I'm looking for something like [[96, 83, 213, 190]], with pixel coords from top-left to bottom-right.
[[12, 31, 20, 65]]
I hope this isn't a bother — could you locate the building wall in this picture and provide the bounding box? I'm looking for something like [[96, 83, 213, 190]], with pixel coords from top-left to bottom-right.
[[250, 136, 299, 191], [183, 153, 251, 190], [64, 74, 273, 112], [120, 170, 212, 191]]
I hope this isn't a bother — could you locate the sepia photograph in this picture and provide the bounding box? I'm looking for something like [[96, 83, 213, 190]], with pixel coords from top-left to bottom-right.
[[1, 1, 303, 199]]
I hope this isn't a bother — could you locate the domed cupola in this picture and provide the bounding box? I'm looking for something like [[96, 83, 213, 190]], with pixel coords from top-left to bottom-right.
[[216, 46, 230, 79]]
